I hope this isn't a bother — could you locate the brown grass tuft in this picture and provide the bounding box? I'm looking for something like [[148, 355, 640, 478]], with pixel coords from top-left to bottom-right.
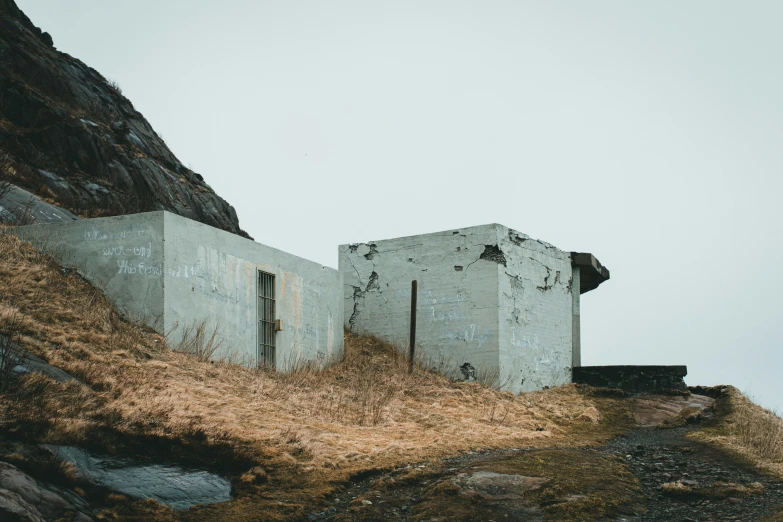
[[239, 466, 268, 485], [173, 319, 223, 362], [691, 386, 783, 478]]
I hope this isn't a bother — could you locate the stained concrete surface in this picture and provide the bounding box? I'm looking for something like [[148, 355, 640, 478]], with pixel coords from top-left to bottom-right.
[[163, 212, 343, 369], [13, 212, 166, 330], [47, 446, 232, 511], [340, 225, 502, 385], [339, 224, 586, 393], [12, 211, 343, 369]]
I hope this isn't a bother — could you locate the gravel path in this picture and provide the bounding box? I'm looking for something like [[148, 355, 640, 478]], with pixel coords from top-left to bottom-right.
[[603, 426, 783, 521]]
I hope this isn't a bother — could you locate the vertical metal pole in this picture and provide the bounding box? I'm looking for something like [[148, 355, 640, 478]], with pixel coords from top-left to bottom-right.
[[409, 280, 417, 373], [571, 266, 581, 370]]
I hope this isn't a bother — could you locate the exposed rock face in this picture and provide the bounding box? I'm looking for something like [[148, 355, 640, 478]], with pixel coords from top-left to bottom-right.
[[0, 461, 92, 521], [47, 445, 232, 511], [0, 0, 249, 236]]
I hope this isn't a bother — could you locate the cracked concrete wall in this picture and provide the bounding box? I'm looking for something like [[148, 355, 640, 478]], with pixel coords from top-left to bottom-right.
[[340, 224, 576, 393], [163, 212, 343, 369], [14, 212, 343, 370], [497, 225, 574, 392], [339, 225, 501, 380], [13, 212, 165, 329]]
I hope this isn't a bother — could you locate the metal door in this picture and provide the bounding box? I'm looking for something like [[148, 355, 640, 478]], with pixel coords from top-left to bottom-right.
[[258, 270, 276, 367]]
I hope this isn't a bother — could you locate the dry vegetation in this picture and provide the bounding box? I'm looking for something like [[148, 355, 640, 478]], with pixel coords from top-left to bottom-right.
[[174, 319, 224, 363], [0, 231, 632, 519], [0, 154, 14, 203], [0, 306, 24, 391], [661, 479, 765, 500], [691, 386, 783, 478]]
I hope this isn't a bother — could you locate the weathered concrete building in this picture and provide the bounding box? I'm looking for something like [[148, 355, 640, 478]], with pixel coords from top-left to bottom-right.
[[339, 224, 609, 393], [17, 211, 343, 369]]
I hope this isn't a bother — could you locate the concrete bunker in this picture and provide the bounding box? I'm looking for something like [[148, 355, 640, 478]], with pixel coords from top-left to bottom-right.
[[339, 224, 610, 393], [15, 211, 343, 369]]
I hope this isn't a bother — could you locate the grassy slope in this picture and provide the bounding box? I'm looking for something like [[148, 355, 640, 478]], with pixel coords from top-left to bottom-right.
[[689, 388, 783, 522], [0, 232, 676, 520], [690, 386, 783, 479], [0, 232, 636, 519]]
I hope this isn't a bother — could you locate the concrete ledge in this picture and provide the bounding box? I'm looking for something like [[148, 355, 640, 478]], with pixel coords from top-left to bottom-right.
[[570, 252, 610, 294], [573, 365, 688, 394]]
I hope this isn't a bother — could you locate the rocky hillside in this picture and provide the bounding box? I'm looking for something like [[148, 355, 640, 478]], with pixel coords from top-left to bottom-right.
[[0, 0, 249, 236]]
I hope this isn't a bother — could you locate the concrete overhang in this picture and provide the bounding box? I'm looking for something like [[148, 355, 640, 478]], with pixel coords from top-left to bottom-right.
[[570, 252, 610, 294]]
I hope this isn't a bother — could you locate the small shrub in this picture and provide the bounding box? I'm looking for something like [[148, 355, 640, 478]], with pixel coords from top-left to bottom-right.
[[353, 369, 396, 426], [239, 466, 268, 484], [107, 78, 123, 95], [174, 319, 223, 362], [481, 395, 510, 426], [475, 366, 512, 391]]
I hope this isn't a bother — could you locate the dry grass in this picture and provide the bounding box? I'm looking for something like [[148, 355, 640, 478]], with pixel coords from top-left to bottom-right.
[[661, 479, 764, 500], [0, 232, 628, 519], [0, 305, 25, 391], [691, 386, 783, 478], [0, 154, 14, 204], [107, 78, 123, 95], [173, 319, 224, 362]]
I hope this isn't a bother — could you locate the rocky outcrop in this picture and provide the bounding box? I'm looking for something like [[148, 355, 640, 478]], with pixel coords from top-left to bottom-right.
[[0, 0, 249, 236], [0, 461, 92, 521]]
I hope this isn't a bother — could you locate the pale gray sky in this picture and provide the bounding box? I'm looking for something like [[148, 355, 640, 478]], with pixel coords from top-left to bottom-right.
[[18, 1, 782, 412]]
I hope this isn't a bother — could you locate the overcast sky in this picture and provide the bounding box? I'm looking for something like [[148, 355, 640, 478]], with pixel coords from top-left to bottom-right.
[[18, 1, 782, 412]]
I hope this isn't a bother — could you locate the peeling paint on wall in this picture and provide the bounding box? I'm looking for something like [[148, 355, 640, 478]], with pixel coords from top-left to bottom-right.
[[478, 244, 507, 266], [340, 224, 577, 393]]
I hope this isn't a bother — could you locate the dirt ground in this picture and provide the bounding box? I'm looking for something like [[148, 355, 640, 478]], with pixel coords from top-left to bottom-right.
[[304, 395, 783, 522]]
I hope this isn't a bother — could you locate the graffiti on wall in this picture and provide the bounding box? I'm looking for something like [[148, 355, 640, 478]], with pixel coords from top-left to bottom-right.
[[84, 224, 146, 242], [116, 260, 163, 276], [84, 223, 163, 277], [443, 323, 493, 349]]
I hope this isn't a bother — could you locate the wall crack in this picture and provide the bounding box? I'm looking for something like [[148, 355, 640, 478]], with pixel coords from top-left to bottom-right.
[[537, 267, 557, 292]]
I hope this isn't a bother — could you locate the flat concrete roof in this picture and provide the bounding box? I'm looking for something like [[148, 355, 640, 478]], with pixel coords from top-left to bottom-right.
[[571, 252, 610, 294]]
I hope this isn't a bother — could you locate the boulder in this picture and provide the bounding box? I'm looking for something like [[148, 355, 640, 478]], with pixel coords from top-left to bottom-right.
[[0, 488, 46, 522], [0, 462, 91, 521]]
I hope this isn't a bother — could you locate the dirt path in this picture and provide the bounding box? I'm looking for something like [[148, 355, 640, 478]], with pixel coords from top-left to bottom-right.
[[306, 395, 783, 521], [603, 426, 783, 521]]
